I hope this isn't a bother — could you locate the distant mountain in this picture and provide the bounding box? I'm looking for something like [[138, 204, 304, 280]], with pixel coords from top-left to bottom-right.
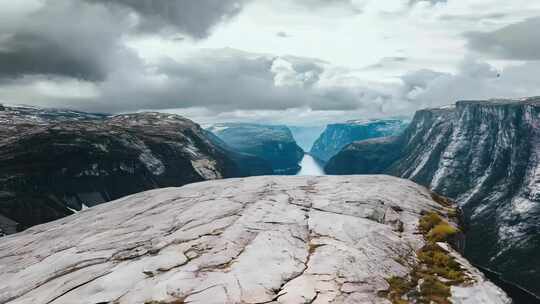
[[0, 105, 244, 234], [310, 119, 408, 162], [204, 130, 273, 176], [326, 97, 540, 298], [288, 125, 325, 151], [208, 123, 304, 174]]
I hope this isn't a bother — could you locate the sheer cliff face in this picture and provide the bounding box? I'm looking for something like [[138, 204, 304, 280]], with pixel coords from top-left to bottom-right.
[[0, 106, 239, 233], [310, 119, 408, 163], [0, 176, 510, 304], [208, 123, 304, 174], [326, 98, 540, 297]]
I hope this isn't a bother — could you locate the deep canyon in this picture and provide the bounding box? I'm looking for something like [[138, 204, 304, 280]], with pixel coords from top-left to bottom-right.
[[1, 100, 539, 303]]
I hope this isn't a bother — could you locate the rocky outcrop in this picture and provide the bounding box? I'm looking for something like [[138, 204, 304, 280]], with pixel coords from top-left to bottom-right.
[[0, 176, 510, 304], [310, 119, 407, 163], [204, 130, 274, 177], [326, 98, 540, 298], [208, 123, 304, 174], [0, 106, 241, 233], [325, 136, 403, 175]]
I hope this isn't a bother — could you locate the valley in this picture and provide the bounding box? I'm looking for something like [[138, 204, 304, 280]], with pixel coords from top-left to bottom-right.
[[2, 1, 539, 303], [1, 100, 539, 303], [296, 153, 325, 176]]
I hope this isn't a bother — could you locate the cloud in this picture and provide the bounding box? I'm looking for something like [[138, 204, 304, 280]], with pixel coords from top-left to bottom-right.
[[2, 0, 540, 126], [465, 17, 540, 60], [0, 48, 394, 116], [99, 49, 387, 113], [278, 0, 363, 15], [88, 0, 249, 39], [0, 0, 133, 81], [409, 0, 447, 6], [276, 31, 290, 38], [398, 57, 540, 109], [0, 0, 250, 81], [3, 48, 540, 125], [364, 57, 409, 70], [439, 12, 507, 22]]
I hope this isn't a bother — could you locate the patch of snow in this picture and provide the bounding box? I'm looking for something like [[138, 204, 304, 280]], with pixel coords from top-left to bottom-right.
[[182, 144, 200, 157], [410, 133, 444, 180], [498, 223, 526, 242], [438, 104, 456, 109], [118, 136, 165, 176], [119, 163, 135, 174], [190, 159, 221, 179], [511, 197, 536, 214], [93, 143, 109, 153], [138, 152, 165, 176], [208, 125, 229, 133]]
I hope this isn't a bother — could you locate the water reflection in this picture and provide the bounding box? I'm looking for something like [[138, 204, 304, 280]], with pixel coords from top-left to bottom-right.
[[297, 154, 325, 176]]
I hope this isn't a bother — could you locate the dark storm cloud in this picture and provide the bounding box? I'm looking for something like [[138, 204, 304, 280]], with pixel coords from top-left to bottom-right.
[[7, 47, 387, 115], [465, 17, 540, 60], [0, 0, 131, 81], [0, 33, 105, 81], [88, 0, 249, 38], [0, 1, 382, 114], [93, 50, 354, 113], [0, 0, 250, 81]]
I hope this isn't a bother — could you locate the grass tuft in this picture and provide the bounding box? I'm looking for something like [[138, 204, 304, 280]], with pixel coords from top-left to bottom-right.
[[382, 211, 468, 304], [419, 211, 442, 234], [427, 223, 460, 243]]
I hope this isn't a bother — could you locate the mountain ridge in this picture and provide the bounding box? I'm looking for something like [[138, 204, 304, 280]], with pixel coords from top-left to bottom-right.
[[310, 119, 408, 163], [0, 106, 248, 234], [207, 123, 304, 174], [326, 97, 540, 297]]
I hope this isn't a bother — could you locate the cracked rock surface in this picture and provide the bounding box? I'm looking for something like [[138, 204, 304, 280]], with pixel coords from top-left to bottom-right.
[[0, 176, 509, 304]]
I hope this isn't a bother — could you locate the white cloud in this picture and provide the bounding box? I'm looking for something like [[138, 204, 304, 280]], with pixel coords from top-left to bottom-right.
[[1, 0, 540, 124]]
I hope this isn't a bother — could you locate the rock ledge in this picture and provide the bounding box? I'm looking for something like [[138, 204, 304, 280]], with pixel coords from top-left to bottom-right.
[[0, 176, 509, 304]]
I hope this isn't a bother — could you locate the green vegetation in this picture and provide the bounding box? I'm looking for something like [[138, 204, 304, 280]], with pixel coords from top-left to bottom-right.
[[382, 210, 468, 304], [385, 276, 416, 304], [419, 275, 451, 303], [427, 222, 460, 243], [419, 211, 443, 234]]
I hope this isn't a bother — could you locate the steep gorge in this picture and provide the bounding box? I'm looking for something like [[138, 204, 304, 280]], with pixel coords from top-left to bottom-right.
[[326, 98, 540, 298]]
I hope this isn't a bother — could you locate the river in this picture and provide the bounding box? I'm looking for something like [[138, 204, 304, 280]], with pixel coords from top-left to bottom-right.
[[297, 154, 325, 176]]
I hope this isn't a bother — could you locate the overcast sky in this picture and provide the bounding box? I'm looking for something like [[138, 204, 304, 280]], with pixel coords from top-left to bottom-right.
[[1, 0, 540, 125]]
